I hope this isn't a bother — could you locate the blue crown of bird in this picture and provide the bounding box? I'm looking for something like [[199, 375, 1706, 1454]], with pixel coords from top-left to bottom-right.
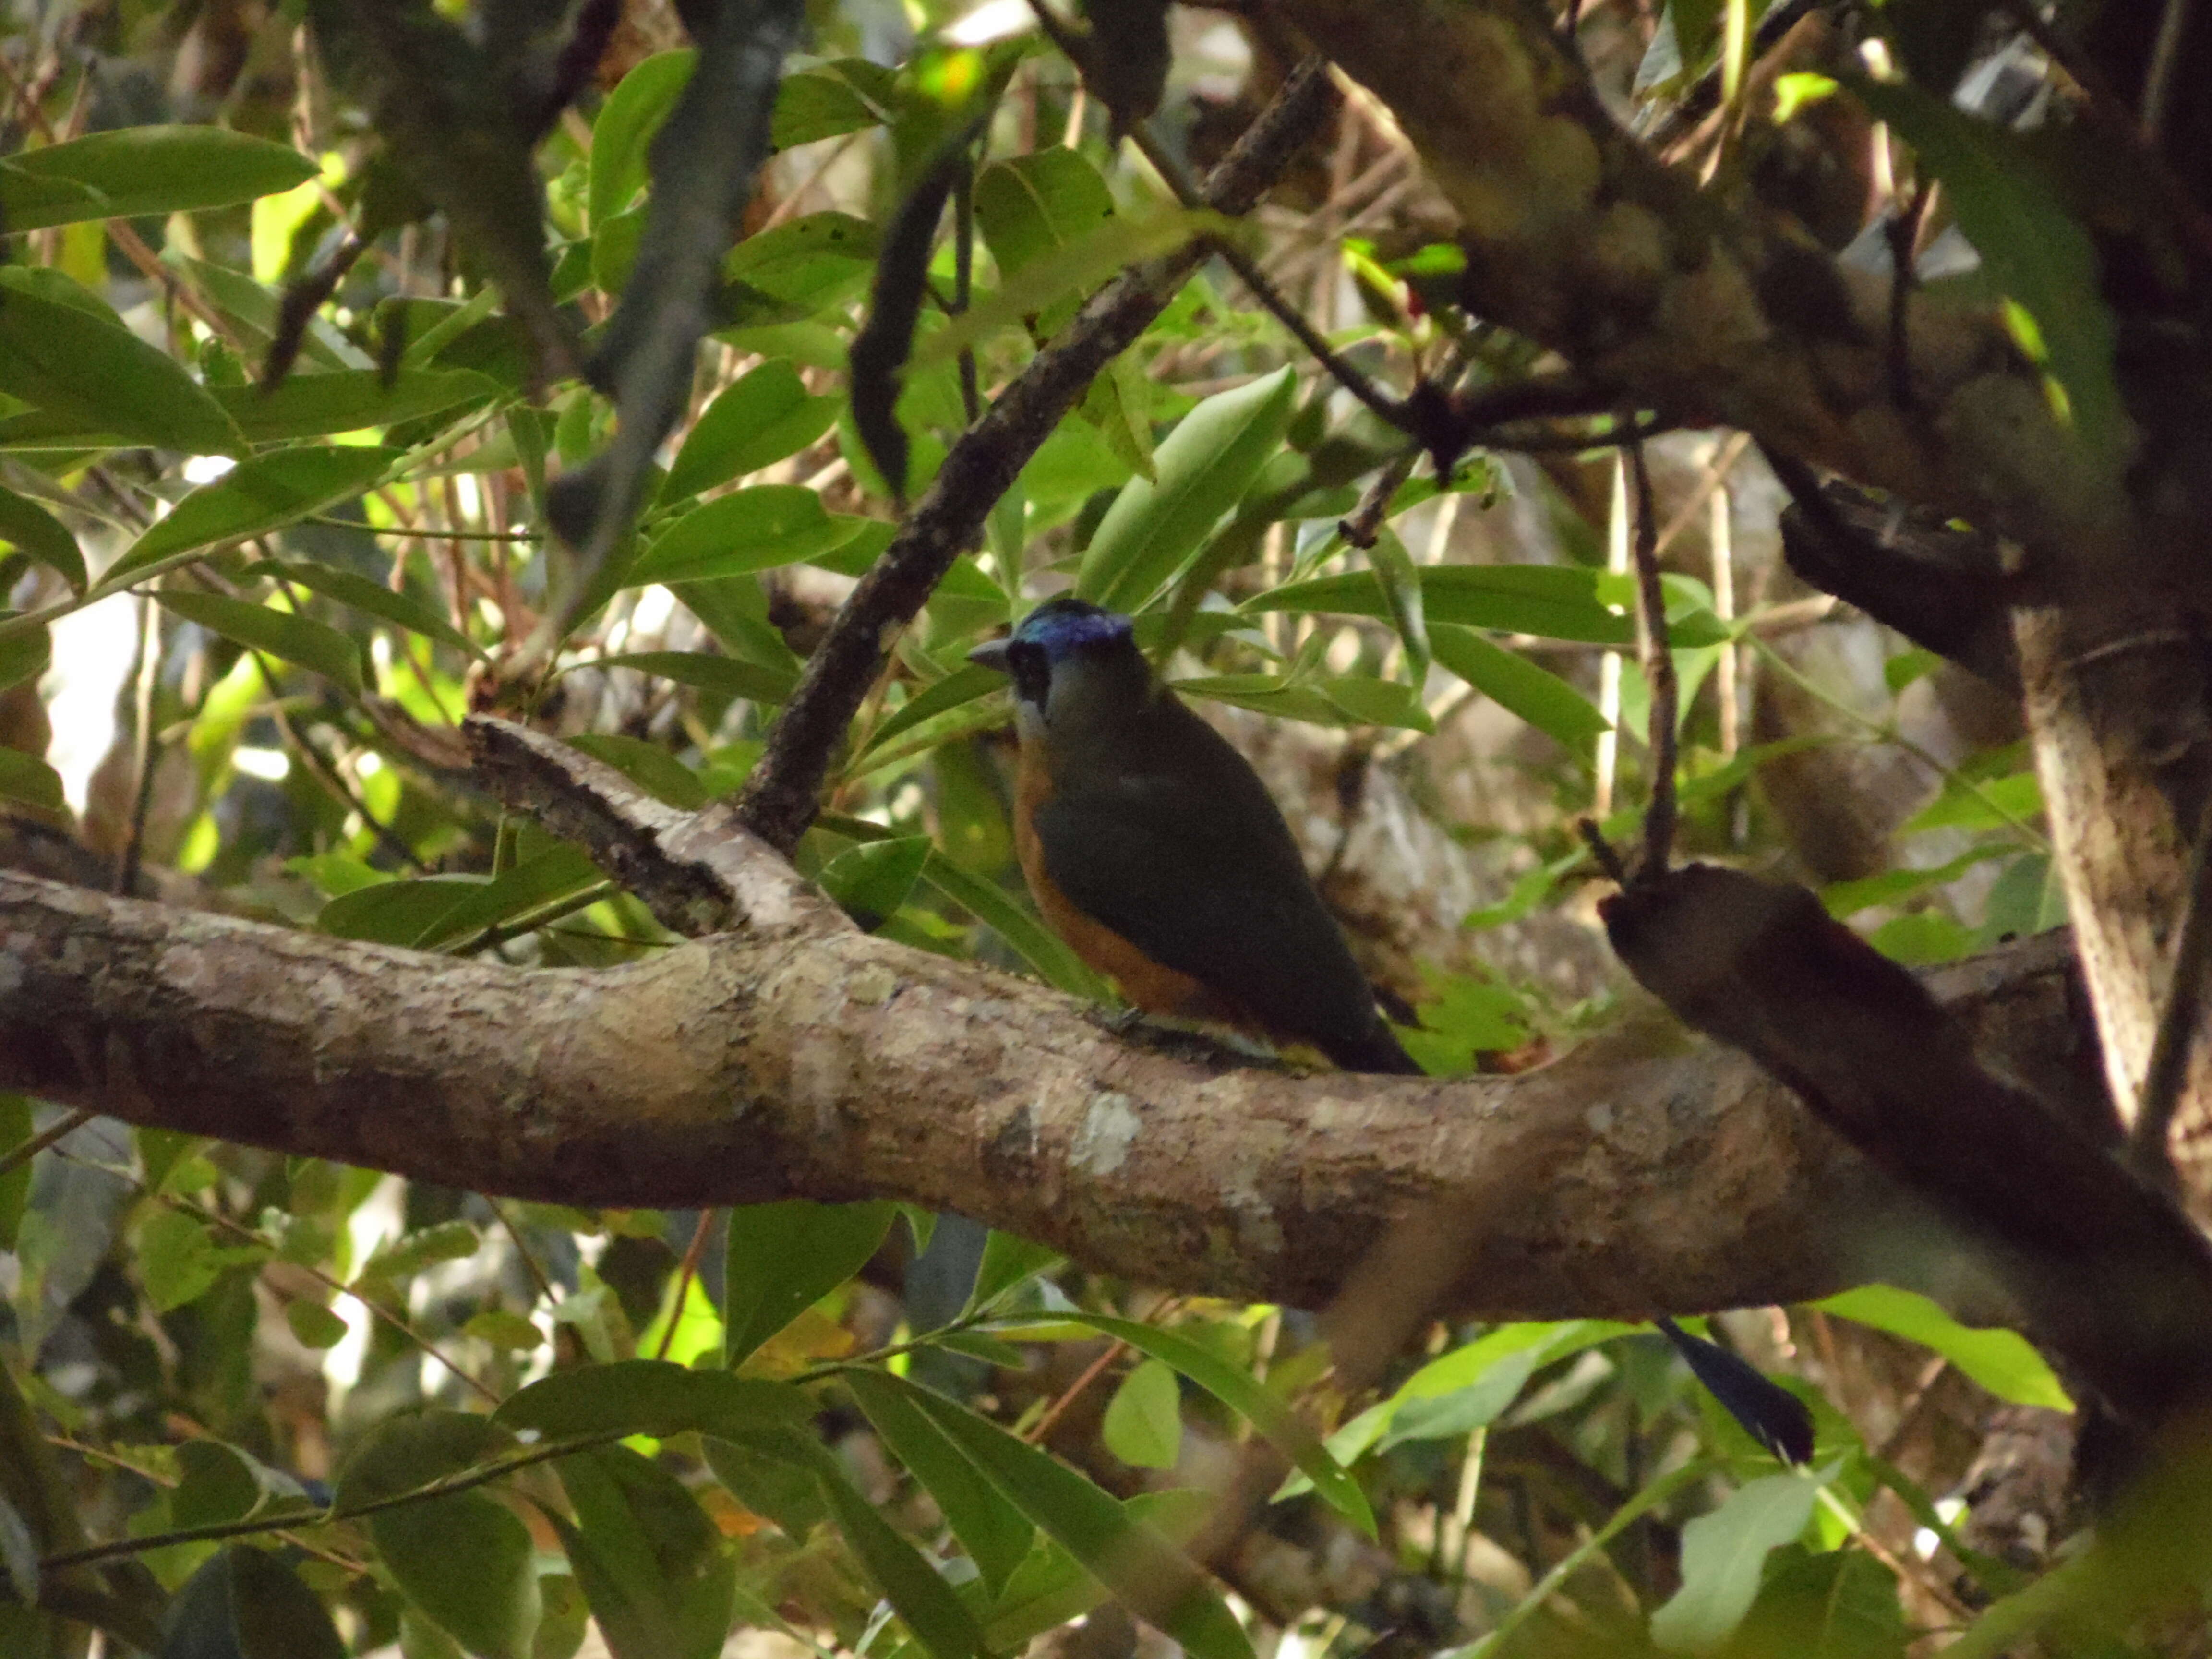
[[968, 597, 1421, 1076]]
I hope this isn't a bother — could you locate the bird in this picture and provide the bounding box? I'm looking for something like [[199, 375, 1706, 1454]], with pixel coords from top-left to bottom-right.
[[967, 597, 1423, 1075]]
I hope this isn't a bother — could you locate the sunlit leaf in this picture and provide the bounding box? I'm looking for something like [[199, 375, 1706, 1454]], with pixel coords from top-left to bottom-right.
[[1816, 1286, 2071, 1409], [0, 125, 316, 231]]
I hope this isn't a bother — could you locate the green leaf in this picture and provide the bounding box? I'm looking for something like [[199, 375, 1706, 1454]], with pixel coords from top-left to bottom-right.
[[723, 213, 881, 310], [589, 649, 796, 703], [286, 1299, 349, 1349], [856, 664, 1003, 764], [1102, 1359, 1182, 1470], [138, 1207, 233, 1313], [0, 747, 61, 813], [877, 1374, 1257, 1659], [1078, 367, 1298, 613], [591, 51, 697, 227], [108, 447, 398, 587], [319, 877, 486, 945], [260, 557, 483, 659], [1867, 909, 1977, 966], [156, 590, 365, 697], [0, 1097, 30, 1251], [701, 1426, 832, 1540], [0, 484, 81, 591], [1899, 769, 2042, 835], [956, 1238, 1056, 1323], [919, 852, 1109, 1001], [723, 1199, 897, 1367], [1815, 1286, 2071, 1409], [374, 1493, 541, 1659], [0, 125, 316, 231], [922, 206, 1228, 365], [218, 369, 498, 442], [566, 733, 709, 810], [337, 1411, 511, 1511], [553, 1444, 733, 1659], [817, 835, 931, 929], [1850, 76, 2126, 470], [844, 1369, 1034, 1597], [498, 1360, 811, 1443], [409, 844, 604, 949], [816, 1464, 986, 1659], [0, 274, 242, 454], [1729, 1544, 1905, 1659], [629, 487, 867, 585], [1429, 625, 1610, 757], [1648, 1470, 1823, 1653], [773, 60, 893, 148], [660, 361, 840, 503], [0, 625, 48, 695], [974, 148, 1116, 335], [164, 1544, 349, 1659], [1250, 564, 1631, 643], [1367, 529, 1429, 683], [1070, 1312, 1375, 1536], [1820, 848, 2011, 919]]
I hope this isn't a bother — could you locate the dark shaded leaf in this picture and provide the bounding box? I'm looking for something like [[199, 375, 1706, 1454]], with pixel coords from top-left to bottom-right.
[[553, 1445, 733, 1659], [0, 274, 242, 455], [816, 1464, 986, 1659], [372, 1493, 541, 1659], [0, 484, 81, 591], [497, 1359, 811, 1441], [844, 1369, 1034, 1596], [723, 1199, 897, 1367], [817, 835, 930, 929]]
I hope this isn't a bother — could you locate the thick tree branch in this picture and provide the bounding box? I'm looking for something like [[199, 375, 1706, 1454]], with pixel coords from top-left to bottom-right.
[[734, 56, 1339, 854], [0, 829, 2088, 1331], [1271, 0, 2136, 579]]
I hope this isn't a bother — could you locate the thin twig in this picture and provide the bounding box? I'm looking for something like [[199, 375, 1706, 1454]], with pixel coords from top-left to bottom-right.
[[0, 1107, 96, 1186], [1026, 1338, 1128, 1444], [734, 56, 1339, 854], [2141, 0, 2195, 144], [2128, 792, 2212, 1177], [39, 1431, 617, 1571], [1629, 442, 1678, 878], [1338, 444, 1421, 549], [114, 593, 163, 897], [1126, 122, 1409, 431], [654, 1209, 719, 1362]]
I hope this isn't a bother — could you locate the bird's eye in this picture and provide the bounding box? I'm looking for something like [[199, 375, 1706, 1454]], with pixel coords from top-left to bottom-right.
[[1007, 640, 1051, 706]]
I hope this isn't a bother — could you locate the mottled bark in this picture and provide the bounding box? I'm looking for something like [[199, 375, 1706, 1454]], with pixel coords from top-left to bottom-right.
[[0, 839, 2086, 1325]]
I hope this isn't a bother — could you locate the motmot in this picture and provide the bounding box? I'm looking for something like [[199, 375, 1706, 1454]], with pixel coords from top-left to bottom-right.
[[969, 598, 1817, 1465], [968, 597, 1423, 1075]]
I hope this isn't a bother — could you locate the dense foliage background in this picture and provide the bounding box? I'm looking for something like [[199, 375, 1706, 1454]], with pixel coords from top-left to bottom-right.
[[0, 0, 2179, 1655]]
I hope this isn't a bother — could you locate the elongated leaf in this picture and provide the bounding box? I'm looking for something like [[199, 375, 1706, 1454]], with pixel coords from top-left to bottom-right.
[[0, 484, 81, 591], [0, 125, 315, 231], [1851, 77, 2125, 469], [1248, 564, 1632, 644], [1649, 1470, 1823, 1653], [218, 369, 497, 442], [772, 59, 892, 148], [591, 50, 697, 227], [660, 360, 839, 502], [567, 733, 709, 810], [411, 844, 603, 949], [1815, 1286, 2071, 1409], [109, 447, 398, 587], [1071, 1312, 1375, 1536], [319, 877, 486, 945], [553, 1445, 734, 1659], [628, 487, 866, 585], [1079, 369, 1298, 613], [0, 276, 242, 455], [499, 1360, 810, 1442], [164, 1544, 349, 1659], [858, 664, 1003, 763], [844, 1369, 1034, 1597], [0, 628, 46, 694], [259, 558, 482, 659], [816, 1464, 986, 1659], [589, 649, 797, 703], [156, 590, 364, 696], [921, 206, 1227, 365], [919, 851, 1109, 1000], [963, 1230, 1063, 1314], [335, 1410, 511, 1510], [373, 1493, 541, 1659], [880, 1374, 1256, 1659], [723, 1199, 897, 1367], [1429, 625, 1610, 757]]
